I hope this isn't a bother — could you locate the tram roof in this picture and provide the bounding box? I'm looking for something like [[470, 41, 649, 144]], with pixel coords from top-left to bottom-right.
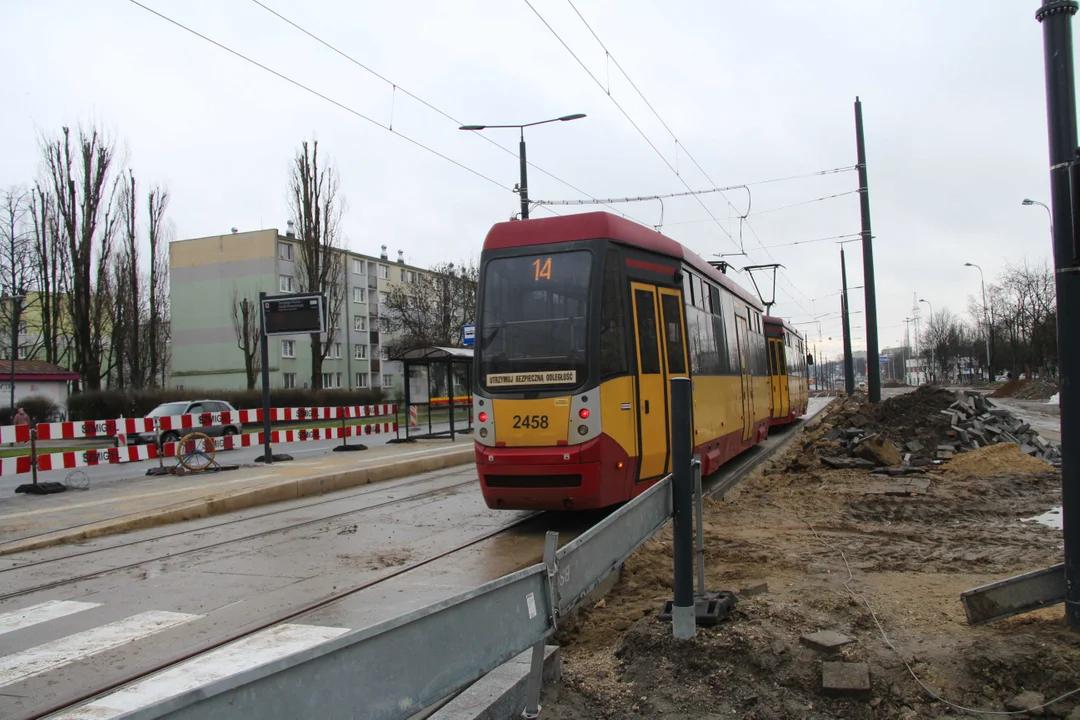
[[484, 212, 763, 311], [763, 315, 803, 340]]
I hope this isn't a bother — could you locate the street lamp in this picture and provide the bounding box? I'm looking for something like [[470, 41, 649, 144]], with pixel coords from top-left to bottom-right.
[[460, 113, 586, 220], [1022, 198, 1054, 241], [964, 262, 992, 381], [919, 298, 934, 383]]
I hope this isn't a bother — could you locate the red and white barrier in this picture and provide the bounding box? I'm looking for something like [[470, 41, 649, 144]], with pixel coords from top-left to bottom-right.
[[0, 406, 399, 476], [35, 417, 156, 441], [0, 424, 31, 444], [34, 444, 161, 472]]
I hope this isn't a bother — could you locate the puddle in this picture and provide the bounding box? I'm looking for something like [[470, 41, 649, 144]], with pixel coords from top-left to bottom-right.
[[1021, 506, 1063, 530]]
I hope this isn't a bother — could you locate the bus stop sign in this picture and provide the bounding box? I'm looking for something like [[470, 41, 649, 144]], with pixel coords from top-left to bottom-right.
[[462, 324, 475, 347], [262, 293, 327, 336]]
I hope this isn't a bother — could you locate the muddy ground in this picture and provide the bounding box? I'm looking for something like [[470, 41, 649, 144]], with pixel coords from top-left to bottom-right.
[[540, 397, 1075, 719]]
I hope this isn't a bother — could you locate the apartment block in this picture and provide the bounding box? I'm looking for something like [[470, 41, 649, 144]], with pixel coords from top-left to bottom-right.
[[168, 224, 432, 398]]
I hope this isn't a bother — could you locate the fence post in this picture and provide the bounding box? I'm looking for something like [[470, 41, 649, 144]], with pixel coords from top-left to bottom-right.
[[30, 427, 38, 485], [670, 377, 696, 639], [340, 409, 348, 448], [693, 457, 705, 597], [522, 530, 558, 719]]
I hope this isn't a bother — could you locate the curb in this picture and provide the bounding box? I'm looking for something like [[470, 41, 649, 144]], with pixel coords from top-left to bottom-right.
[[426, 646, 560, 720], [0, 445, 475, 556]]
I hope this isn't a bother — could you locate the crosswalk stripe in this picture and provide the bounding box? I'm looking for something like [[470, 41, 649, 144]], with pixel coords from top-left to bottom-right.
[[53, 623, 351, 719], [0, 600, 101, 636], [0, 610, 201, 688]]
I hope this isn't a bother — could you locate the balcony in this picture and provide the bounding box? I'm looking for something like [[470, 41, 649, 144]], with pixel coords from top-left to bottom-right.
[[371, 359, 381, 373], [369, 330, 380, 346]]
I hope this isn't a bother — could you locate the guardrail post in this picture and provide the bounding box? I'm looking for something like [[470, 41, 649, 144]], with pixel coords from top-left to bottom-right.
[[693, 457, 705, 597], [522, 530, 558, 719], [670, 377, 696, 640]]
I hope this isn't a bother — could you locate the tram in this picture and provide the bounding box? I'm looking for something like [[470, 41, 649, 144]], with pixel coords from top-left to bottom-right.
[[471, 211, 786, 511], [763, 315, 810, 426]]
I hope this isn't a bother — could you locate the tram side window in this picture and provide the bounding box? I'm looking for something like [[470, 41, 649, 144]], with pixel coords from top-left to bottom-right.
[[634, 289, 661, 374], [600, 251, 628, 378], [721, 293, 739, 370], [661, 294, 687, 374]]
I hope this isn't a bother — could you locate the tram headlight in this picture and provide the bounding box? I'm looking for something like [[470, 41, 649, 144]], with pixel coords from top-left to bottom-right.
[[577, 425, 588, 436], [479, 428, 488, 438]]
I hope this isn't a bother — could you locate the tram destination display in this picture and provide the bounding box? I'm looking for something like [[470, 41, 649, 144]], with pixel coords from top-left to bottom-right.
[[262, 293, 327, 336]]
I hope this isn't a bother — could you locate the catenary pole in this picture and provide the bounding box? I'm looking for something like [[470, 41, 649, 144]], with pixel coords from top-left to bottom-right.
[[1036, 0, 1080, 627], [855, 97, 881, 403]]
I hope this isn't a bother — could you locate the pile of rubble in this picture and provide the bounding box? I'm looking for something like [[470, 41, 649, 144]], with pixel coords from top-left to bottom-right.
[[811, 386, 1061, 474]]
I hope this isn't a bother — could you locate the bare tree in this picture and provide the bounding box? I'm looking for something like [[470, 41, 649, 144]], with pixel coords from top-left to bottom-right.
[[147, 186, 169, 387], [288, 140, 346, 389], [42, 125, 121, 390], [0, 187, 31, 366], [232, 292, 262, 389], [28, 185, 71, 366], [970, 259, 1057, 378], [382, 260, 478, 358]]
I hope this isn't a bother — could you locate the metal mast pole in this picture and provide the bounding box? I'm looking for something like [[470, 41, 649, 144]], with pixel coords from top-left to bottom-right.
[[855, 97, 881, 403], [841, 249, 855, 395], [1036, 0, 1080, 627], [519, 130, 529, 220]]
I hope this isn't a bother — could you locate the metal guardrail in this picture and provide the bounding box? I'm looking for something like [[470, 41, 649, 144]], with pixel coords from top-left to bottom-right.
[[102, 470, 679, 719]]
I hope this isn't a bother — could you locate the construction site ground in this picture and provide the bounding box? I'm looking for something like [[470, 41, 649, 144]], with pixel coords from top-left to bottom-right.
[[541, 392, 1074, 719]]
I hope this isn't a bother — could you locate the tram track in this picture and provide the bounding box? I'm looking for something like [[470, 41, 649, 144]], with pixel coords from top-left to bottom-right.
[[0, 469, 483, 602], [26, 507, 543, 720]]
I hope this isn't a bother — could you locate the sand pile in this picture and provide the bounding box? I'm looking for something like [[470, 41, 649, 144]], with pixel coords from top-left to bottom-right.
[[945, 442, 1053, 476]]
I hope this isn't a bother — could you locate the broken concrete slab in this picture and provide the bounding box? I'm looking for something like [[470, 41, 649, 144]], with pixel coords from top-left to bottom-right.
[[826, 428, 844, 442], [853, 434, 901, 467], [904, 439, 925, 453], [936, 450, 954, 460], [822, 456, 878, 470], [1004, 690, 1044, 715], [800, 630, 855, 652], [821, 662, 870, 697]]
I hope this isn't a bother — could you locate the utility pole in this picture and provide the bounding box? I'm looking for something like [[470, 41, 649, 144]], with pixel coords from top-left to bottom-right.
[[855, 97, 881, 403], [1036, 0, 1080, 628], [840, 249, 855, 395]]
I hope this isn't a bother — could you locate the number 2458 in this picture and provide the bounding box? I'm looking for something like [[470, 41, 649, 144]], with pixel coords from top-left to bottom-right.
[[513, 415, 549, 429]]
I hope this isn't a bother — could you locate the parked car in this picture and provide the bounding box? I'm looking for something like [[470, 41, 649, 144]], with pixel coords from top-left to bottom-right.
[[131, 400, 243, 445]]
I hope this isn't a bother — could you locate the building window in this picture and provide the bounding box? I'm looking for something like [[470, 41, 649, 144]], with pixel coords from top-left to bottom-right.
[[355, 372, 368, 388], [378, 264, 389, 279], [283, 372, 296, 389], [352, 258, 365, 274], [353, 287, 366, 304], [16, 346, 28, 360], [353, 315, 367, 331], [280, 274, 294, 293], [279, 242, 293, 261], [17, 323, 28, 336], [336, 372, 342, 388], [322, 372, 334, 388], [282, 340, 296, 358], [355, 344, 367, 359], [332, 342, 342, 359], [378, 290, 388, 306], [382, 374, 393, 387]]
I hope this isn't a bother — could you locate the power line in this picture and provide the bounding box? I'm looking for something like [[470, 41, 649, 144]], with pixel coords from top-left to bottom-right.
[[247, 0, 643, 224], [523, 0, 737, 245], [127, 0, 517, 196], [666, 189, 861, 227]]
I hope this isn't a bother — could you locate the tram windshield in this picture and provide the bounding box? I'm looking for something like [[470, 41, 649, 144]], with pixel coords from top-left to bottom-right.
[[478, 250, 592, 389]]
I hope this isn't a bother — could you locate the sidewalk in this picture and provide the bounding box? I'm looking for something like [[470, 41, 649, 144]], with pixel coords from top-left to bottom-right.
[[0, 436, 475, 555]]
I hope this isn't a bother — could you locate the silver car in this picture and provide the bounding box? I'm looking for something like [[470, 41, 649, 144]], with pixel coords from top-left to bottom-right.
[[132, 400, 243, 445]]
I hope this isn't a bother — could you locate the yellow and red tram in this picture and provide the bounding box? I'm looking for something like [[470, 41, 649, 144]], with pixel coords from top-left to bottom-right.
[[763, 315, 810, 426], [472, 211, 776, 510]]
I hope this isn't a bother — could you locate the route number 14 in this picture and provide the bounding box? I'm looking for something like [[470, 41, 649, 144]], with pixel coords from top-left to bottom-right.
[[532, 258, 552, 281]]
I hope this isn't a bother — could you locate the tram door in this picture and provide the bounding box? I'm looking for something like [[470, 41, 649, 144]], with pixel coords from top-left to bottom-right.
[[735, 314, 754, 442], [631, 283, 668, 480], [658, 287, 689, 468], [768, 339, 783, 417], [777, 340, 790, 417]]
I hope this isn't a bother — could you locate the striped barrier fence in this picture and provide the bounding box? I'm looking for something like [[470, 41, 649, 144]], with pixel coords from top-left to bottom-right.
[[1, 408, 399, 476], [0, 424, 31, 444]]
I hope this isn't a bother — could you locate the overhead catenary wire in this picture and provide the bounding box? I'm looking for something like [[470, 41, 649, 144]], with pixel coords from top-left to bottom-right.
[[545, 0, 821, 315], [523, 0, 738, 246], [247, 0, 643, 224]]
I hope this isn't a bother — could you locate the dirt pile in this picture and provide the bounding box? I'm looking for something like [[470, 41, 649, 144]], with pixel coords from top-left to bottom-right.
[[541, 396, 1073, 720], [945, 442, 1053, 476], [1014, 377, 1059, 401], [799, 387, 1060, 473]]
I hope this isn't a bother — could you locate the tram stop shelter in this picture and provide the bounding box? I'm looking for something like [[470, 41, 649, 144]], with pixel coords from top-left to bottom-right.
[[392, 347, 473, 441]]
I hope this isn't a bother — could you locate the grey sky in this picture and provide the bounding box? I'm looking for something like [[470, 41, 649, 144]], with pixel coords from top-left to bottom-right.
[[0, 1, 1062, 360]]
